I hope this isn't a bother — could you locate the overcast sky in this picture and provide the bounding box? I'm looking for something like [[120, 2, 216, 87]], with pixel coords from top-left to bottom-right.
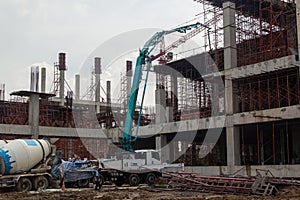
[[0, 0, 203, 100]]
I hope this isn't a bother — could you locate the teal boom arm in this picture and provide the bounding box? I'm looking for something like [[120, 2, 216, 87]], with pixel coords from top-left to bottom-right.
[[122, 22, 206, 152]]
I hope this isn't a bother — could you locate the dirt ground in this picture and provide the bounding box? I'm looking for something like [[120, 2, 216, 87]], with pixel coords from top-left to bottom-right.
[[0, 185, 300, 200]]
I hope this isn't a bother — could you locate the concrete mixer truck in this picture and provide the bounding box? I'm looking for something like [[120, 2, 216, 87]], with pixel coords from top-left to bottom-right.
[[0, 139, 58, 192]]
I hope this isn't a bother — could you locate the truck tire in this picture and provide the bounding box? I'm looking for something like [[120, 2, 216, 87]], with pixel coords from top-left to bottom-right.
[[16, 178, 32, 192], [114, 179, 124, 187], [77, 179, 90, 188], [129, 174, 140, 186], [33, 176, 49, 190], [146, 173, 156, 186]]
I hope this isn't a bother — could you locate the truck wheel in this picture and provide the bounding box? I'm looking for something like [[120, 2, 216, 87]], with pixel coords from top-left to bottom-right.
[[114, 179, 124, 187], [16, 178, 32, 192], [129, 174, 140, 186], [33, 176, 49, 190], [146, 173, 156, 186], [77, 179, 90, 188]]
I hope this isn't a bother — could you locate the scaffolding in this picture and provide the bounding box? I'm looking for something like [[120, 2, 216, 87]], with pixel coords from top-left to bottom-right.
[[240, 119, 300, 165], [51, 62, 60, 95], [120, 72, 128, 109], [236, 67, 300, 112], [193, 0, 297, 68]]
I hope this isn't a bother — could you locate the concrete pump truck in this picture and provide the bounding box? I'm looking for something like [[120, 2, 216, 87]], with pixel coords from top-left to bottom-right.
[[97, 22, 210, 187]]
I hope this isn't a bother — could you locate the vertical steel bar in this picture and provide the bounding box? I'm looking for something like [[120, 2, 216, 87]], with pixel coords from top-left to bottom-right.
[[277, 73, 280, 107], [242, 85, 245, 112], [257, 124, 260, 165], [258, 81, 261, 110], [297, 68, 300, 104], [286, 121, 290, 164], [249, 83, 253, 111], [242, 126, 245, 164], [287, 75, 291, 106], [272, 122, 276, 164], [267, 79, 271, 109]]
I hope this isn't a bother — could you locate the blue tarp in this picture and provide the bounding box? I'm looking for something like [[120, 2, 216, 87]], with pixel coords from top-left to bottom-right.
[[64, 170, 95, 182], [51, 151, 96, 183], [62, 160, 96, 182]]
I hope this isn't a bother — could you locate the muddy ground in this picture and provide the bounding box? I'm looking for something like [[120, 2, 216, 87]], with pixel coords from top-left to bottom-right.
[[0, 185, 299, 200]]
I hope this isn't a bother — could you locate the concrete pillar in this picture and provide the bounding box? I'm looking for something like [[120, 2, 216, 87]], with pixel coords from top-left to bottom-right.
[[59, 53, 66, 106], [59, 70, 65, 105], [223, 1, 237, 70], [168, 140, 180, 163], [75, 74, 80, 100], [223, 1, 241, 169], [126, 60, 133, 106], [29, 94, 40, 139], [169, 74, 178, 122], [156, 134, 170, 163], [95, 58, 101, 113], [226, 126, 240, 166], [30, 66, 39, 92], [0, 84, 5, 100], [106, 81, 111, 128], [41, 68, 46, 93], [297, 1, 300, 59], [95, 57, 101, 102], [166, 107, 173, 123], [155, 88, 166, 124]]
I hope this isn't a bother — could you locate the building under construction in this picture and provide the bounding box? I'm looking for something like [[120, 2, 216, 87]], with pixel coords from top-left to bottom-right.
[[0, 0, 300, 177]]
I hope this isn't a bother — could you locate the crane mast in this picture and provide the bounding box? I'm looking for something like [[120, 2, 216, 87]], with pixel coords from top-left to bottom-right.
[[122, 22, 210, 152]]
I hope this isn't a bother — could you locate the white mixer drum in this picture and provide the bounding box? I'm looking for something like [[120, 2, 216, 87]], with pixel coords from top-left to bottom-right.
[[0, 140, 10, 147], [0, 139, 51, 175]]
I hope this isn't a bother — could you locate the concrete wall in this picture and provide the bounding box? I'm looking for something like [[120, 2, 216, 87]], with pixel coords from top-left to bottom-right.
[[185, 164, 300, 178], [0, 124, 108, 139]]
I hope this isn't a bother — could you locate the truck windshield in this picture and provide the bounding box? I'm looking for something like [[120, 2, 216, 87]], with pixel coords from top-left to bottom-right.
[[151, 152, 160, 161], [135, 152, 146, 159]]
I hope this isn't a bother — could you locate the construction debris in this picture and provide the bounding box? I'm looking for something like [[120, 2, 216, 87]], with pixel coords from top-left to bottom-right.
[[159, 171, 300, 196]]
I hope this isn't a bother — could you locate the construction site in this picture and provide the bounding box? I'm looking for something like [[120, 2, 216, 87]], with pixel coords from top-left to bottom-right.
[[1, 0, 300, 199]]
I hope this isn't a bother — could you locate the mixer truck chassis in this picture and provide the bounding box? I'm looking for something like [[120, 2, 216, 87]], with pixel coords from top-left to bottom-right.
[[0, 139, 58, 192], [0, 172, 54, 191], [98, 169, 161, 187]]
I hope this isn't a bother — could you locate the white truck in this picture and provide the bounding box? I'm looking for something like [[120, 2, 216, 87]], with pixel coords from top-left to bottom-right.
[[0, 139, 58, 192], [98, 149, 184, 187]]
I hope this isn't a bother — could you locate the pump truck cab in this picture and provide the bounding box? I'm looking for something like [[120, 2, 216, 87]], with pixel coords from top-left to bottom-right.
[[97, 149, 184, 187]]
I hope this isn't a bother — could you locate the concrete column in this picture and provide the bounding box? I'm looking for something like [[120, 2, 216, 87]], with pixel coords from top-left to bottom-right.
[[297, 1, 300, 59], [58, 53, 66, 106], [30, 66, 39, 92], [95, 58, 101, 113], [41, 68, 46, 93], [95, 58, 101, 102], [0, 84, 5, 100], [126, 61, 133, 106], [226, 126, 240, 165], [75, 74, 80, 100], [223, 1, 237, 70], [156, 134, 170, 163], [168, 74, 178, 122], [106, 81, 111, 128], [155, 88, 166, 124], [166, 107, 173, 123], [223, 1, 240, 169], [168, 140, 180, 163], [29, 94, 40, 139], [59, 70, 65, 106]]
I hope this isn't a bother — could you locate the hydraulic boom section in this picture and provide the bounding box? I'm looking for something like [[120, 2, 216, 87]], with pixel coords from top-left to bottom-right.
[[122, 22, 208, 152]]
